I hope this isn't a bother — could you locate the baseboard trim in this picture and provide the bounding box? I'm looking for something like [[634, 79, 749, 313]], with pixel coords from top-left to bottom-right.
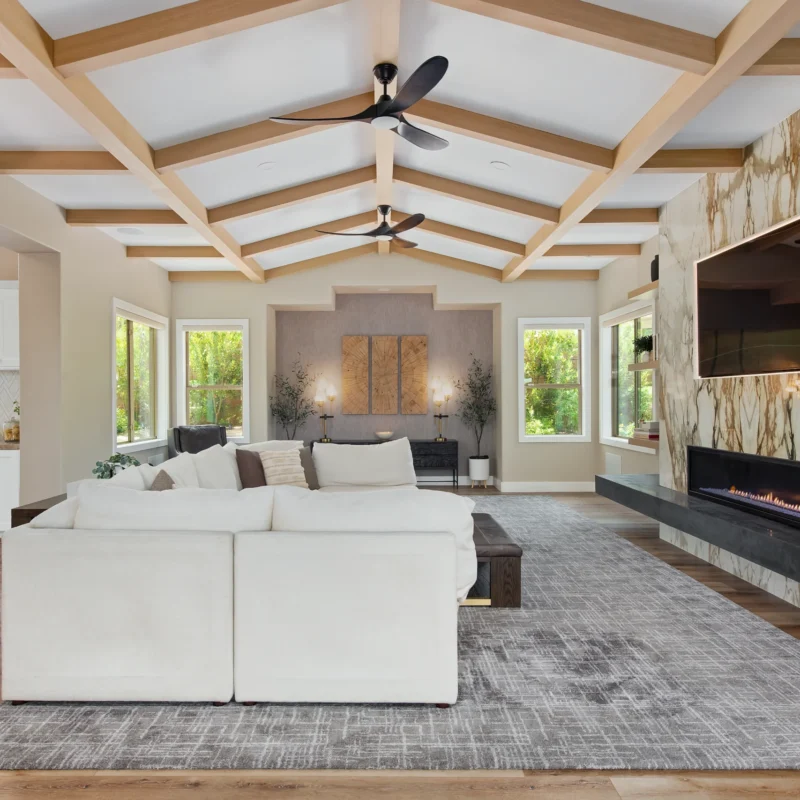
[[416, 476, 495, 487], [495, 480, 595, 493]]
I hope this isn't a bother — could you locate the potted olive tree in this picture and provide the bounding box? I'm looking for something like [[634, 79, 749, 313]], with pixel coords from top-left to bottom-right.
[[455, 356, 497, 484], [269, 359, 317, 439]]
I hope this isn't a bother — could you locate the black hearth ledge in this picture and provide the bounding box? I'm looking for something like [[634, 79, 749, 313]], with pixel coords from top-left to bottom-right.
[[596, 473, 800, 583]]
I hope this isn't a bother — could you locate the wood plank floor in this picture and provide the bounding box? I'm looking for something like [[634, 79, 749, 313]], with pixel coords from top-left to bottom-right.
[[2, 491, 800, 798]]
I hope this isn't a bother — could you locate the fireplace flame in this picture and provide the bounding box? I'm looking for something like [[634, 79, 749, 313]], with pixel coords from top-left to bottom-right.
[[728, 486, 800, 514]]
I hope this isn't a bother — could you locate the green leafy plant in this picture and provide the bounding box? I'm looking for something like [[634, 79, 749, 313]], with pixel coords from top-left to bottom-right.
[[455, 356, 497, 457], [633, 334, 654, 358], [269, 359, 317, 440], [12, 400, 19, 417], [92, 453, 141, 480]]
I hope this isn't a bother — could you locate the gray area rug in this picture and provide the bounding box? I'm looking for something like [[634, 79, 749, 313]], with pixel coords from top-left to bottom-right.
[[3, 495, 800, 770]]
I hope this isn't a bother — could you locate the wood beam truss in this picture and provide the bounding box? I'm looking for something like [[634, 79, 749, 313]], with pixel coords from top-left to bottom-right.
[[502, 0, 800, 281]]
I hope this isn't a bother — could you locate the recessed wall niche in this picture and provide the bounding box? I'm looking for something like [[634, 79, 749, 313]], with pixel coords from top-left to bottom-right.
[[274, 293, 495, 476]]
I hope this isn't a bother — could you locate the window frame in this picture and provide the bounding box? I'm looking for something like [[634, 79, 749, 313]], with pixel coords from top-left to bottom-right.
[[518, 316, 592, 444], [175, 319, 250, 444], [599, 300, 656, 454], [112, 298, 169, 455]]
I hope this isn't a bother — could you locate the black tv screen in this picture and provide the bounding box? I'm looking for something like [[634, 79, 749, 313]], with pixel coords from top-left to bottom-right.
[[696, 218, 800, 378]]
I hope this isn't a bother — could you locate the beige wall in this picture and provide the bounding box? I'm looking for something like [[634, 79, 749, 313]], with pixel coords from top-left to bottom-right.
[[0, 177, 171, 486], [596, 236, 660, 476], [0, 247, 18, 280], [172, 254, 598, 489], [18, 253, 61, 503]]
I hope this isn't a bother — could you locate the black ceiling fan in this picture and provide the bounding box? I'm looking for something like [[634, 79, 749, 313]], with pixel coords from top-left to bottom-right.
[[317, 205, 424, 248], [271, 56, 449, 151]]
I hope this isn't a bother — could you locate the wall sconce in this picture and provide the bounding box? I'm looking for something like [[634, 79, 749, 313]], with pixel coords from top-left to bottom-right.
[[433, 390, 448, 442]]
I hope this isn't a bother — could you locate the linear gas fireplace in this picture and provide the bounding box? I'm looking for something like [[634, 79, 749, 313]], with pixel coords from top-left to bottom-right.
[[688, 446, 800, 529]]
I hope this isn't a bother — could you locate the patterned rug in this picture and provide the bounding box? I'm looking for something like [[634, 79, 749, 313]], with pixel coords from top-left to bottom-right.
[[3, 495, 800, 770]]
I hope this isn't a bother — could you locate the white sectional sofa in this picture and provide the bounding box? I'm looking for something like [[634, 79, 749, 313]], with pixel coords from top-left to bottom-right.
[[2, 458, 476, 705]]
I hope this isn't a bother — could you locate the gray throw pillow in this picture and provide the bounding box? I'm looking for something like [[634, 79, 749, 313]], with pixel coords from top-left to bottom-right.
[[236, 448, 267, 488], [150, 469, 176, 491], [300, 446, 319, 490]]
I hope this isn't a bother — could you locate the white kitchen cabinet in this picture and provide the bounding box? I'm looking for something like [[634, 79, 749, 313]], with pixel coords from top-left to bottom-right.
[[0, 449, 20, 530], [0, 281, 19, 370]]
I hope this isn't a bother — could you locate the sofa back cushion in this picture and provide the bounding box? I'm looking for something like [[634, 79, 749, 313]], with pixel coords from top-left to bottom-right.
[[74, 484, 274, 532], [312, 438, 416, 488]]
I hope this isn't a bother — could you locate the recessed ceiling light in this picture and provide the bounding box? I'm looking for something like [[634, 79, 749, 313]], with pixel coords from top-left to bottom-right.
[[257, 161, 276, 171], [490, 160, 510, 171], [117, 227, 142, 235]]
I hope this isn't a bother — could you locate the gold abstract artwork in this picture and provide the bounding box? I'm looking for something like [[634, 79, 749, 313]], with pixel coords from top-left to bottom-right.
[[401, 335, 428, 415], [341, 335, 369, 414]]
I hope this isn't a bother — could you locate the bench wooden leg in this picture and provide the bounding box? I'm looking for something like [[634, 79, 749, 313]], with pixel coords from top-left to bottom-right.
[[490, 556, 521, 608]]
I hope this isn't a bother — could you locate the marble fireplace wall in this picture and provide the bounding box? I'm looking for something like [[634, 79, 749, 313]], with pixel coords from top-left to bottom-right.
[[658, 109, 800, 605]]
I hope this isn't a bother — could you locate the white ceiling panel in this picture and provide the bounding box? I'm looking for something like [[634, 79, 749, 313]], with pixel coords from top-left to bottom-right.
[[18, 0, 192, 38], [0, 82, 101, 149], [533, 256, 616, 270], [255, 234, 371, 271], [587, 0, 746, 37], [410, 229, 508, 269], [400, 0, 680, 150], [561, 223, 659, 245], [11, 175, 168, 209], [395, 125, 589, 208], [180, 126, 375, 208], [667, 77, 800, 148], [599, 173, 704, 209], [98, 225, 208, 246], [155, 259, 235, 272], [392, 183, 542, 242], [224, 184, 377, 244], [89, 2, 372, 148]]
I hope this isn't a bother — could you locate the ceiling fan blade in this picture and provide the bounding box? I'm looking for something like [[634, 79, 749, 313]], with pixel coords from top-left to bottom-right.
[[390, 213, 425, 235], [392, 237, 418, 248], [385, 56, 448, 114], [395, 119, 449, 151], [271, 105, 378, 125], [316, 228, 380, 237]]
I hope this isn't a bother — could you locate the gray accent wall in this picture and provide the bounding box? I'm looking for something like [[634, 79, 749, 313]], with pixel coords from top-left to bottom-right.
[[275, 293, 495, 478]]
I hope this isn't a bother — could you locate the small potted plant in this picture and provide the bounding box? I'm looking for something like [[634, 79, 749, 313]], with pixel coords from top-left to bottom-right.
[[455, 356, 497, 485], [269, 359, 317, 440], [633, 334, 654, 363], [92, 453, 141, 480]]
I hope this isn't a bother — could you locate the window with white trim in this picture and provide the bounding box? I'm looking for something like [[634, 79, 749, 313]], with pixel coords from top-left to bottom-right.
[[518, 317, 591, 442], [176, 319, 250, 443], [113, 299, 168, 454], [599, 301, 655, 451]]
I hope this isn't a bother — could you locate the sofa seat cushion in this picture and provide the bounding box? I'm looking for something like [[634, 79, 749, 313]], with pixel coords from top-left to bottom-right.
[[316, 484, 418, 493], [312, 438, 416, 488], [75, 484, 275, 532], [272, 487, 477, 601]]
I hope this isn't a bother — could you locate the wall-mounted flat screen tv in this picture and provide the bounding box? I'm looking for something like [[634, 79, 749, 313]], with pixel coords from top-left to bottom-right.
[[696, 217, 800, 378]]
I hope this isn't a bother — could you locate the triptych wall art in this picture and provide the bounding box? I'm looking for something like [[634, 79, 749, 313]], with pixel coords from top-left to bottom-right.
[[341, 335, 428, 415]]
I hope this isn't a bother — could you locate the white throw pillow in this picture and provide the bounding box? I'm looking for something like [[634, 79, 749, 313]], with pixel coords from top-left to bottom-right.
[[193, 444, 240, 490], [107, 467, 146, 491], [155, 452, 200, 488], [75, 484, 275, 532], [222, 441, 242, 490], [29, 497, 79, 529], [272, 486, 477, 601], [312, 437, 417, 488], [240, 440, 304, 453]]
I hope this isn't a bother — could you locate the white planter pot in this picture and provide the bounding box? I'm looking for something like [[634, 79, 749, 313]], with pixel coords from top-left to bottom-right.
[[468, 456, 490, 481]]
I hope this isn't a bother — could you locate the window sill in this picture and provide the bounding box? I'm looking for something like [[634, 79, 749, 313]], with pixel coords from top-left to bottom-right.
[[601, 436, 658, 455], [115, 438, 167, 455], [519, 434, 592, 444]]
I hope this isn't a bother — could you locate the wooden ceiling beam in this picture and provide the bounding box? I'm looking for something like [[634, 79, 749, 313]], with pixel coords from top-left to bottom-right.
[[0, 150, 125, 174], [518, 269, 600, 281], [747, 37, 800, 74], [545, 244, 641, 257], [169, 270, 250, 283], [502, 0, 800, 282], [582, 208, 659, 224], [65, 209, 185, 226], [241, 211, 376, 256], [208, 166, 375, 225], [398, 247, 501, 280], [638, 148, 744, 173], [394, 166, 560, 223], [53, 0, 347, 76], [433, 0, 716, 73], [154, 93, 373, 172], [0, 53, 22, 77], [127, 246, 221, 258]]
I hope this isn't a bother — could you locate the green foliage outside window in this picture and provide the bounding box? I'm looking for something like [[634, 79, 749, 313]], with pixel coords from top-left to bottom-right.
[[116, 316, 156, 444], [613, 315, 653, 439], [523, 328, 582, 436], [186, 330, 244, 438]]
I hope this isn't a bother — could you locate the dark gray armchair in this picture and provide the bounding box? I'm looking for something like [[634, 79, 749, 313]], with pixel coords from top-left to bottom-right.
[[167, 425, 227, 458]]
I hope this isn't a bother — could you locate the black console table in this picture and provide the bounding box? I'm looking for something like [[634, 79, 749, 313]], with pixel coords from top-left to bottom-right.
[[312, 439, 459, 489]]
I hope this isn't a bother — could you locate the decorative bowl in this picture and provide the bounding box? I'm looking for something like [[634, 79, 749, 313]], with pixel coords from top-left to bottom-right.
[[375, 431, 394, 440]]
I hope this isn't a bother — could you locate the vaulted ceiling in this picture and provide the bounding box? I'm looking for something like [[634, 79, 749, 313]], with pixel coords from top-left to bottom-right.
[[1, 0, 800, 283]]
